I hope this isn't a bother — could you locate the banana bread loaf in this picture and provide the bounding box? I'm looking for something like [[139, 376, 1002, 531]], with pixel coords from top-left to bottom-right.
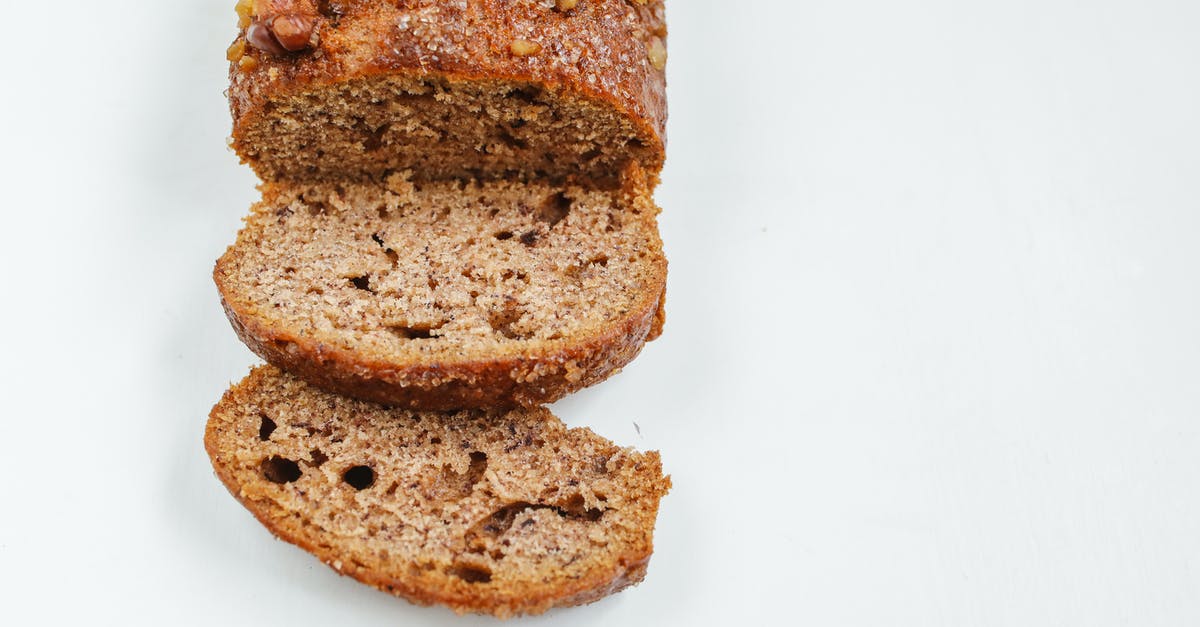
[[227, 0, 667, 185]]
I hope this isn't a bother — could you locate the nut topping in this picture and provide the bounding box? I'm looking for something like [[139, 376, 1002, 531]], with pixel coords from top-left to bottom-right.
[[246, 21, 287, 56], [269, 14, 319, 51], [240, 0, 320, 56], [510, 39, 543, 57], [647, 36, 666, 71], [235, 0, 254, 29], [226, 38, 247, 62]]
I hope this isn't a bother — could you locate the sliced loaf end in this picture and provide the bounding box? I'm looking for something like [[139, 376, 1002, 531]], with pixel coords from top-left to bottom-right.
[[206, 366, 671, 618], [228, 0, 667, 185]]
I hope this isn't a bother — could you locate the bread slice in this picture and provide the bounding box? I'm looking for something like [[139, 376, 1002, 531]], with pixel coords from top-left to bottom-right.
[[227, 0, 667, 186], [206, 366, 671, 618], [215, 165, 667, 410]]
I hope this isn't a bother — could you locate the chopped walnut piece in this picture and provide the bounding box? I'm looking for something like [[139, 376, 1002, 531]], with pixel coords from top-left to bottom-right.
[[510, 39, 543, 57], [246, 21, 287, 55], [647, 37, 666, 71], [243, 0, 320, 55], [270, 14, 318, 51], [226, 38, 247, 62], [235, 0, 255, 29]]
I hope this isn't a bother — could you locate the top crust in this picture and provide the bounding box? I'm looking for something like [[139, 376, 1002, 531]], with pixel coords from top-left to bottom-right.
[[229, 0, 667, 184]]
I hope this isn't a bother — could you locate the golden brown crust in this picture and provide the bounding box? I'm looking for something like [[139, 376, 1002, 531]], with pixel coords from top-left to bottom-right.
[[215, 273, 665, 409], [228, 0, 667, 181], [205, 366, 670, 617]]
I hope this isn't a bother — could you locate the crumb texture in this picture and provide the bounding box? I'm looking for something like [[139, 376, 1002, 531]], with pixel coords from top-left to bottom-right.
[[215, 168, 667, 409], [206, 366, 671, 618], [228, 0, 667, 184]]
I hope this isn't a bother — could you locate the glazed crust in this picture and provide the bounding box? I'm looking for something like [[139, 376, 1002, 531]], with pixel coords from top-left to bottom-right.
[[229, 0, 667, 180], [204, 366, 670, 617]]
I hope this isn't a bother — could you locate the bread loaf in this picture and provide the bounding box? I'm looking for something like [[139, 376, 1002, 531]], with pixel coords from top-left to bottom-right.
[[227, 0, 667, 186], [206, 366, 671, 618], [209, 2, 674, 615]]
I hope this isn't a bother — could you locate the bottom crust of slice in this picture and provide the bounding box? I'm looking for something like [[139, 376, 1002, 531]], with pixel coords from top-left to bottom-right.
[[205, 366, 671, 618]]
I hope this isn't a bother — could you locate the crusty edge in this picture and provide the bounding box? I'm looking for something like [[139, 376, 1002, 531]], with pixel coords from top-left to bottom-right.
[[204, 368, 671, 617], [213, 271, 664, 410]]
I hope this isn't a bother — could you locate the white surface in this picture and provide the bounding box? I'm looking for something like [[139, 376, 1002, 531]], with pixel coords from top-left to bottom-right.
[[2, 1, 1199, 624]]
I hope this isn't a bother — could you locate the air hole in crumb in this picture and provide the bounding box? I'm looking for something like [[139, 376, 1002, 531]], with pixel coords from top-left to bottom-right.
[[309, 448, 329, 467], [427, 277, 440, 290], [466, 451, 488, 488], [349, 275, 373, 292], [489, 306, 527, 340], [494, 230, 514, 241], [589, 255, 609, 267], [388, 321, 445, 340], [261, 456, 302, 484], [342, 465, 375, 490], [509, 86, 542, 103], [519, 231, 538, 246], [430, 437, 442, 445], [581, 147, 603, 161], [628, 137, 646, 149], [558, 494, 604, 521], [447, 564, 492, 584], [537, 192, 572, 227], [258, 415, 276, 441], [467, 497, 603, 551], [385, 249, 399, 264], [497, 128, 528, 150], [363, 124, 390, 151], [371, 233, 385, 246], [475, 502, 534, 539]]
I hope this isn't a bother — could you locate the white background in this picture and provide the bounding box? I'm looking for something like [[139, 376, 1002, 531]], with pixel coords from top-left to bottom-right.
[[2, 1, 1198, 625]]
